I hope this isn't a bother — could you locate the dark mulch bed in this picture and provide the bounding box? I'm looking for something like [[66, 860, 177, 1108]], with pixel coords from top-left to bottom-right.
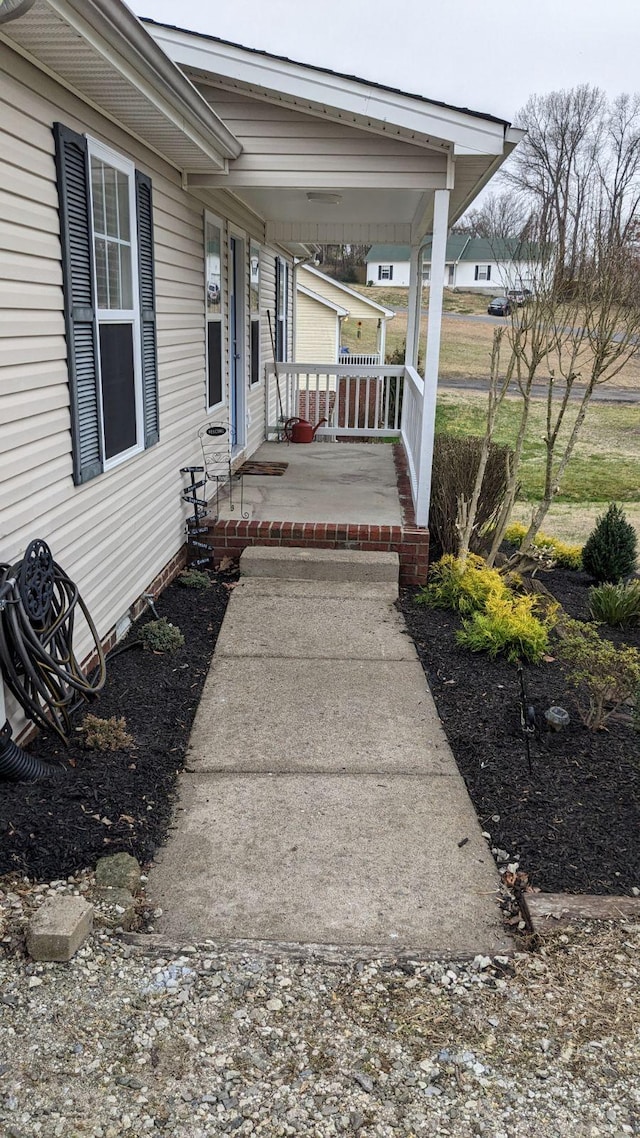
[[0, 572, 232, 881], [400, 567, 640, 895]]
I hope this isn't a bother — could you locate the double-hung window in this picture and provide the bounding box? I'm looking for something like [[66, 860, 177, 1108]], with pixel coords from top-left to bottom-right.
[[275, 257, 288, 362], [250, 242, 261, 385], [474, 264, 491, 281], [378, 264, 393, 281], [54, 124, 159, 485], [205, 213, 224, 410]]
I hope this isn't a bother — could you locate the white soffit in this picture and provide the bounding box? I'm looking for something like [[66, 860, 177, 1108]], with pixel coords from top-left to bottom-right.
[[0, 0, 241, 172], [147, 23, 509, 158]]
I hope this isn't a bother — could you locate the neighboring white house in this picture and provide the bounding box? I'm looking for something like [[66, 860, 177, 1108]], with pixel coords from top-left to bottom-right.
[[296, 265, 394, 366], [367, 238, 543, 292], [0, 0, 520, 737]]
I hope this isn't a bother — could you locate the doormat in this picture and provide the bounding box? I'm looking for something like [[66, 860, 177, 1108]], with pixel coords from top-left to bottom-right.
[[236, 461, 289, 476]]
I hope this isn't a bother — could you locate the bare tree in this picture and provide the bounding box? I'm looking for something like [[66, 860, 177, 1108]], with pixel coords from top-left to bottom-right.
[[452, 191, 533, 241], [501, 85, 607, 288]]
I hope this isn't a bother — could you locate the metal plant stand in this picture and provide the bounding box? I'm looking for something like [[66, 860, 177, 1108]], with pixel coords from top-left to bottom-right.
[[180, 422, 247, 568]]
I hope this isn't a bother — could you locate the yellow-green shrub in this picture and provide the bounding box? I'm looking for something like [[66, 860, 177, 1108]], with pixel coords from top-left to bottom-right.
[[456, 592, 558, 664], [417, 553, 507, 615], [504, 523, 582, 570]]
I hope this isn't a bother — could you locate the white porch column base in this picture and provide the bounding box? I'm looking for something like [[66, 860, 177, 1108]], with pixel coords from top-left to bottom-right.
[[415, 188, 450, 527], [404, 243, 422, 370]]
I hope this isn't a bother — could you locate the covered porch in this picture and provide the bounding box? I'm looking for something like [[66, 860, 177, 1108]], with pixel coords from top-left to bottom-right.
[[207, 437, 428, 587], [149, 21, 521, 576]]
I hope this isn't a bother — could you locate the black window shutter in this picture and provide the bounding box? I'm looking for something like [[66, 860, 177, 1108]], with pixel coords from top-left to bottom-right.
[[378, 265, 383, 280], [474, 265, 479, 281], [135, 171, 159, 448], [54, 122, 103, 485], [487, 265, 491, 280], [389, 266, 393, 280]]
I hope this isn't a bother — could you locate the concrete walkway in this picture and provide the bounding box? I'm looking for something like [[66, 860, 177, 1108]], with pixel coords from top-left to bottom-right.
[[148, 548, 510, 957]]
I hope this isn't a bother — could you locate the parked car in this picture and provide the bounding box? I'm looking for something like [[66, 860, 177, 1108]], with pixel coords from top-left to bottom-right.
[[507, 288, 533, 306], [488, 296, 511, 316]]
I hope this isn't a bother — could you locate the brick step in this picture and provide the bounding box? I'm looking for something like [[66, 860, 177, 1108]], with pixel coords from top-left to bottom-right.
[[203, 519, 429, 587]]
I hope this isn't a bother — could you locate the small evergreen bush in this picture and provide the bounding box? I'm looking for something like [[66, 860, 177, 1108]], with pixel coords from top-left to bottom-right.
[[417, 553, 507, 615], [588, 580, 640, 628], [504, 522, 583, 570], [140, 618, 185, 652], [82, 715, 134, 751], [581, 503, 637, 583], [456, 591, 557, 664], [556, 617, 640, 730], [179, 568, 211, 589]]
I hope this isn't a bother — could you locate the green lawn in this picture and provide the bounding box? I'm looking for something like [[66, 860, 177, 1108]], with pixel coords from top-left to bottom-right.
[[435, 390, 640, 504]]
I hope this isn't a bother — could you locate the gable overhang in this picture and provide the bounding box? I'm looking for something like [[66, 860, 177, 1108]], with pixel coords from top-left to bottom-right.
[[297, 283, 349, 317], [144, 21, 520, 248], [0, 0, 241, 173], [300, 265, 395, 317]]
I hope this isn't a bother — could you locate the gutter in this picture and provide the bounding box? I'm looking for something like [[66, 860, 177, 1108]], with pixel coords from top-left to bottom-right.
[[48, 0, 242, 164]]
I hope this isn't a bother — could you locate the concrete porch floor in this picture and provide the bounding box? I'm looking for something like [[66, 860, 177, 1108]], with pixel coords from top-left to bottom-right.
[[216, 441, 403, 526], [203, 440, 429, 587]]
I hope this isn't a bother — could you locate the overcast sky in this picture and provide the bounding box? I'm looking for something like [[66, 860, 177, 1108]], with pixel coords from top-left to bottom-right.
[[132, 0, 640, 121]]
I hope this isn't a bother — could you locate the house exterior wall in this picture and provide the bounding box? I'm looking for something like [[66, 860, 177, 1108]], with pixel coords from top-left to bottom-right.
[[0, 43, 293, 735], [452, 259, 539, 291], [195, 84, 448, 186], [366, 260, 411, 287], [299, 269, 385, 322], [295, 291, 338, 364], [367, 257, 540, 291]]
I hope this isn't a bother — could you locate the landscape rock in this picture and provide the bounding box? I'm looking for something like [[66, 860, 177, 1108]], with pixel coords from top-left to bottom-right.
[[91, 886, 137, 930], [26, 895, 93, 961], [95, 852, 142, 895]]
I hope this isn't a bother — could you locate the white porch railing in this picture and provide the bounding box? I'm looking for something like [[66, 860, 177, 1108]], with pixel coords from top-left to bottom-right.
[[265, 362, 428, 522], [338, 352, 381, 366], [399, 365, 424, 510], [266, 363, 405, 438]]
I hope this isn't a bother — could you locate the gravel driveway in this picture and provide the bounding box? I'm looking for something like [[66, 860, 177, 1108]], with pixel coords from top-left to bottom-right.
[[1, 875, 639, 1138]]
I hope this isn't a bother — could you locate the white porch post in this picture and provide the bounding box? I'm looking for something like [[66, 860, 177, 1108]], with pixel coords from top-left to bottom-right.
[[415, 188, 450, 527], [404, 242, 422, 369], [378, 318, 386, 364]]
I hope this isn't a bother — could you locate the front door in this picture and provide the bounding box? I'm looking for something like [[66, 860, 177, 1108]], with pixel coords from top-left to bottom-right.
[[229, 235, 245, 451]]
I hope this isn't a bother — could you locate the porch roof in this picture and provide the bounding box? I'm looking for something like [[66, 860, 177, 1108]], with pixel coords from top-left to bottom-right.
[[0, 0, 240, 171], [299, 266, 395, 318], [144, 20, 523, 247], [296, 284, 349, 318]]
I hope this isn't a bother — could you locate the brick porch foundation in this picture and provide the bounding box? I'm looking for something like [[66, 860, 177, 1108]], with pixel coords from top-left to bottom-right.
[[205, 444, 429, 587]]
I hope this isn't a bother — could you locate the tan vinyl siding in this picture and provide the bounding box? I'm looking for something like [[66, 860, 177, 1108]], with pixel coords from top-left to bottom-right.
[[197, 85, 448, 184], [295, 292, 337, 364], [298, 269, 385, 323], [0, 46, 224, 734]]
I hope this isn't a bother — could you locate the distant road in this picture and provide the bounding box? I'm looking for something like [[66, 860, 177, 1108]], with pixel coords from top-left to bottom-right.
[[438, 377, 639, 404]]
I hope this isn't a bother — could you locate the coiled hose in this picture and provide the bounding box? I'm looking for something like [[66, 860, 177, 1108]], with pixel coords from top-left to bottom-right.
[[0, 540, 106, 780]]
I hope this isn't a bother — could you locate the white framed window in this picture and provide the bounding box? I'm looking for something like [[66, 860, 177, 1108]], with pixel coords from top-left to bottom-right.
[[88, 138, 143, 470], [474, 264, 491, 281], [378, 264, 393, 281], [250, 241, 261, 385], [54, 124, 159, 486], [205, 212, 225, 411], [422, 266, 431, 283]]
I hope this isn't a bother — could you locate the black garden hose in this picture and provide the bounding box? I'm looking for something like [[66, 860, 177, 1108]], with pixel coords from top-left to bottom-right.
[[0, 719, 55, 783], [0, 541, 106, 758]]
